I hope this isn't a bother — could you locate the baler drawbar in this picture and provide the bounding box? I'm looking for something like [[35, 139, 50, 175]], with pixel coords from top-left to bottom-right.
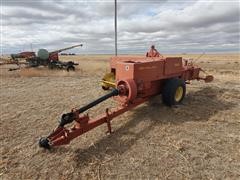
[[39, 88, 146, 149]]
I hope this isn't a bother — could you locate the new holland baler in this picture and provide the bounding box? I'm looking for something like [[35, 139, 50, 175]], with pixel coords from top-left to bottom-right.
[[39, 53, 213, 149]]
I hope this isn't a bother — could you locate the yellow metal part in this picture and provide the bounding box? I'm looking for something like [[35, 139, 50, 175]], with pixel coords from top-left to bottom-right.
[[175, 86, 183, 102], [101, 72, 116, 89]]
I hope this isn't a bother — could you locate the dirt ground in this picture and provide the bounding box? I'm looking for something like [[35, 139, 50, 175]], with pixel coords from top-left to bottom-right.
[[0, 54, 240, 179]]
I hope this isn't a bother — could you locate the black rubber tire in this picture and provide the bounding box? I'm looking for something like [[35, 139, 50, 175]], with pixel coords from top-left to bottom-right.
[[67, 66, 75, 72], [162, 78, 186, 106], [48, 64, 54, 69], [102, 86, 110, 90]]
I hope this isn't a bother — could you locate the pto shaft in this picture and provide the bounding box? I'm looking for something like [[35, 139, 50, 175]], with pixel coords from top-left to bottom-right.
[[78, 88, 119, 114], [59, 89, 119, 127]]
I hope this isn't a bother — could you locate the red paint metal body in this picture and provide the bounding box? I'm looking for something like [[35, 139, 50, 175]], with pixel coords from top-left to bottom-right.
[[146, 45, 162, 57], [41, 54, 213, 148], [18, 51, 36, 58], [110, 56, 202, 100], [49, 52, 59, 61], [46, 99, 146, 147]]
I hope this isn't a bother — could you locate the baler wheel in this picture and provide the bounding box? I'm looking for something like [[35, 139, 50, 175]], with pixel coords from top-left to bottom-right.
[[162, 78, 186, 106]]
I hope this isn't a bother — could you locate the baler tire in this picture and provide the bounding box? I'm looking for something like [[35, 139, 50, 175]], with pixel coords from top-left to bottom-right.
[[162, 78, 186, 106]]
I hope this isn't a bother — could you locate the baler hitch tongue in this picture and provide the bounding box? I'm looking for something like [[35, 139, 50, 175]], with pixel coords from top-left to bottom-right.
[[39, 89, 119, 149], [39, 137, 51, 149]]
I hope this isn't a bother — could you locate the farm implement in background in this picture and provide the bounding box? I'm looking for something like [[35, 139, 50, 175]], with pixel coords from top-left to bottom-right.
[[39, 47, 213, 149], [0, 52, 33, 71], [1, 44, 82, 71]]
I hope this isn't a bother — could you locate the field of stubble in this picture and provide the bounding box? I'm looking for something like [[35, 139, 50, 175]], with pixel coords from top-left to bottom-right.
[[0, 54, 240, 179]]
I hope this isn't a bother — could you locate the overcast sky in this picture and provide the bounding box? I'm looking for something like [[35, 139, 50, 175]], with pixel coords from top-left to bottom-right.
[[1, 0, 240, 54]]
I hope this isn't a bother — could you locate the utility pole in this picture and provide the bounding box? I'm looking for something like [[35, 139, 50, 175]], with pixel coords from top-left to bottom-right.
[[30, 43, 33, 51], [114, 0, 118, 56]]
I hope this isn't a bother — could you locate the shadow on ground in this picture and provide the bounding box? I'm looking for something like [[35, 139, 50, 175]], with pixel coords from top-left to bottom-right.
[[70, 86, 237, 167]]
